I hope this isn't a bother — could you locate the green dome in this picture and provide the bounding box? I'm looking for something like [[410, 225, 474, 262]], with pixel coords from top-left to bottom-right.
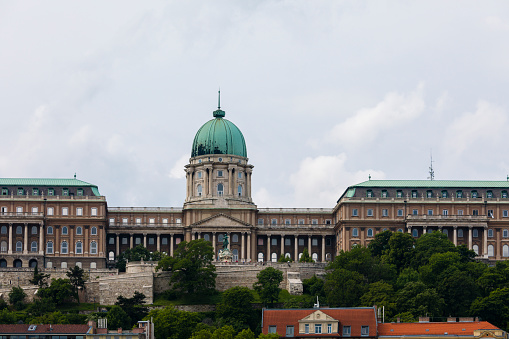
[[191, 108, 247, 158]]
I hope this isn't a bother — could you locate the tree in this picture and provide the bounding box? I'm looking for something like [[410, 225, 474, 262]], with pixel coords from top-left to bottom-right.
[[116, 245, 164, 272], [383, 232, 415, 272], [257, 334, 280, 339], [157, 239, 216, 296], [8, 286, 26, 310], [299, 248, 314, 263], [324, 268, 366, 307], [145, 306, 201, 339], [277, 254, 292, 263], [216, 287, 256, 332], [30, 264, 50, 288], [107, 305, 131, 330], [253, 267, 283, 308], [211, 325, 236, 339], [115, 292, 149, 327], [360, 281, 397, 317], [66, 265, 87, 303], [235, 329, 256, 339], [37, 278, 75, 305], [470, 287, 509, 331], [412, 231, 456, 268], [368, 230, 393, 257]]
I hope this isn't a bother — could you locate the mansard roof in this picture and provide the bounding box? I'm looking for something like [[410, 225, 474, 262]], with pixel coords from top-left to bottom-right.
[[353, 180, 509, 188], [0, 178, 101, 195]]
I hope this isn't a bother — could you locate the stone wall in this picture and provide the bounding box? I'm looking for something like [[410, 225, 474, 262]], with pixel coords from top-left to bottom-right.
[[97, 272, 154, 305]]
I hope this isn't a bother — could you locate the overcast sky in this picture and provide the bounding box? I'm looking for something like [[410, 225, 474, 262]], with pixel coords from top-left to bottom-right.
[[1, 1, 509, 208]]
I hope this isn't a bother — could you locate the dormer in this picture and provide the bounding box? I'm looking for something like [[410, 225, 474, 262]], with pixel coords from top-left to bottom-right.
[[298, 310, 339, 335]]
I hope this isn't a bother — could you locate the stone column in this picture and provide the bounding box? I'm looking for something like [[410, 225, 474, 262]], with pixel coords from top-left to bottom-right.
[[483, 227, 488, 256], [192, 232, 195, 240], [228, 169, 233, 196], [212, 233, 216, 258], [157, 234, 161, 252], [69, 225, 74, 254], [423, 226, 427, 236], [143, 233, 147, 247], [281, 235, 285, 257], [468, 226, 473, 250], [208, 167, 213, 197], [170, 234, 174, 256], [453, 226, 458, 246], [83, 226, 88, 254], [407, 225, 412, 234], [204, 169, 209, 196], [116, 234, 120, 256], [39, 223, 44, 255], [247, 232, 251, 262], [197, 232, 201, 240], [322, 235, 326, 262], [246, 169, 252, 199], [241, 232, 245, 261], [129, 233, 133, 249], [294, 235, 298, 261], [8, 223, 12, 254], [23, 223, 28, 254], [267, 235, 271, 262], [308, 235, 312, 257]]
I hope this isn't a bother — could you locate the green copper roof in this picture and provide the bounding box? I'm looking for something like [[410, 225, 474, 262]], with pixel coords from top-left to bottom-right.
[[191, 108, 247, 158], [0, 178, 101, 195], [353, 180, 509, 188]]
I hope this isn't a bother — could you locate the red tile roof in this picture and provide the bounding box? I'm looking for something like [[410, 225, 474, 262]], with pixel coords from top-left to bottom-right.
[[262, 307, 378, 337], [0, 324, 90, 334], [378, 322, 499, 336]]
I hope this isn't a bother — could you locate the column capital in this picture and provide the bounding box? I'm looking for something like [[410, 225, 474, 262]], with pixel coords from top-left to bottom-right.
[[453, 225, 458, 229], [438, 225, 443, 229], [406, 225, 412, 229], [468, 225, 474, 229]]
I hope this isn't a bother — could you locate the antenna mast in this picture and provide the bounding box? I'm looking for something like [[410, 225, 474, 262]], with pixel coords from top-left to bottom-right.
[[428, 151, 434, 180]]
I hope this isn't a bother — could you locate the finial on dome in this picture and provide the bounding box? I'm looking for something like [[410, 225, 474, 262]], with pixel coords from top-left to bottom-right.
[[213, 89, 225, 118]]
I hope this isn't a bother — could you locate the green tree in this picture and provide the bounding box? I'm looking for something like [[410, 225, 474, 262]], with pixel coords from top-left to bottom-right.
[[29, 264, 50, 288], [107, 305, 131, 330], [37, 278, 75, 305], [66, 265, 87, 303], [8, 286, 26, 310], [412, 231, 456, 268], [157, 239, 216, 296], [395, 281, 444, 318], [257, 334, 280, 339], [216, 286, 256, 331], [253, 267, 283, 308], [277, 254, 292, 262], [383, 232, 415, 272], [368, 230, 393, 257], [115, 292, 149, 327], [324, 268, 365, 307], [235, 329, 256, 339], [116, 245, 164, 272], [26, 298, 56, 317], [145, 306, 201, 339], [360, 281, 397, 317], [0, 308, 17, 324], [302, 275, 325, 300], [470, 287, 509, 331], [190, 329, 212, 339], [299, 248, 314, 263], [211, 325, 236, 339]]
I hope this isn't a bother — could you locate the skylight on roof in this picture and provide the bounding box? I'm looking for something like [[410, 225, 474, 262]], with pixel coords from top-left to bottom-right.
[[28, 325, 37, 331]]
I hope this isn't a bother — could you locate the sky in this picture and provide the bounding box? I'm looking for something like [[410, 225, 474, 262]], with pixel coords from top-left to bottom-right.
[[1, 1, 509, 208]]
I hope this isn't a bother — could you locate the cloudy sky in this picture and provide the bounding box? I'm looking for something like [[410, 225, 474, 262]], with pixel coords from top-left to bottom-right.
[[1, 1, 509, 208]]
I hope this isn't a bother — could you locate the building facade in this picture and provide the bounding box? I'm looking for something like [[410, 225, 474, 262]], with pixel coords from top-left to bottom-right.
[[2, 104, 509, 270]]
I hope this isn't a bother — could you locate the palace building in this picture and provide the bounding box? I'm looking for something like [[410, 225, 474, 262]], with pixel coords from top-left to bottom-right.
[[1, 103, 509, 270]]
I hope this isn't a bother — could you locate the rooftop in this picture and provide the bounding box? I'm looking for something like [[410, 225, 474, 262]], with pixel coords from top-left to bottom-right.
[[353, 180, 509, 188], [378, 321, 499, 336]]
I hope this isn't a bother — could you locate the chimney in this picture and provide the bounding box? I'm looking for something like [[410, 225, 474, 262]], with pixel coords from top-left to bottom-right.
[[396, 318, 400, 323], [118, 328, 123, 334], [447, 317, 456, 323], [459, 317, 474, 323], [419, 317, 430, 323]]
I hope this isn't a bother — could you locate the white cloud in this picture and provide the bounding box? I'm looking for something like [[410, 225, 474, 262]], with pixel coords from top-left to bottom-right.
[[327, 84, 425, 147], [169, 154, 189, 179], [485, 16, 509, 31]]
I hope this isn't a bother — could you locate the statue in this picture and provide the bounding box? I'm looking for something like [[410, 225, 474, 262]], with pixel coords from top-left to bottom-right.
[[218, 233, 233, 262]]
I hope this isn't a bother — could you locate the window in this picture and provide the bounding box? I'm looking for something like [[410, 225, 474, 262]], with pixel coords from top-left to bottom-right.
[[286, 325, 294, 337], [76, 226, 82, 235], [298, 238, 305, 246], [326, 219, 332, 225], [91, 227, 97, 235], [62, 188, 69, 196], [149, 218, 155, 224], [47, 241, 53, 254], [271, 238, 277, 246], [258, 252, 264, 262], [298, 219, 305, 225], [76, 262, 82, 268], [32, 226, 38, 234], [271, 252, 277, 262], [197, 184, 202, 196], [16, 206, 23, 215], [258, 237, 264, 245], [472, 210, 479, 216], [217, 170, 223, 177], [32, 188, 39, 195], [412, 209, 418, 215], [62, 207, 68, 216], [76, 241, 83, 254], [381, 190, 388, 198], [352, 209, 358, 216], [16, 226, 22, 234], [46, 261, 52, 268], [503, 229, 508, 238], [488, 245, 494, 256], [77, 188, 83, 196], [312, 219, 318, 225], [441, 190, 448, 198], [504, 245, 509, 257], [48, 188, 54, 196], [91, 207, 97, 216], [31, 241, 37, 252], [397, 209, 403, 216], [136, 218, 141, 225], [427, 190, 433, 198], [488, 210, 494, 218], [397, 190, 403, 198], [1, 241, 6, 252], [232, 234, 239, 243], [238, 171, 242, 179], [367, 209, 373, 217], [503, 191, 508, 199], [122, 237, 128, 245], [238, 185, 242, 197], [122, 218, 128, 225], [149, 237, 155, 245], [412, 229, 418, 237], [217, 183, 224, 196], [176, 218, 182, 224], [343, 326, 351, 336], [366, 190, 373, 198], [443, 229, 448, 236], [62, 226, 68, 235], [285, 219, 291, 225], [504, 210, 509, 218], [487, 190, 493, 198], [31, 206, 38, 215], [271, 219, 277, 225], [61, 241, 68, 254], [305, 324, 310, 334], [285, 238, 291, 246], [76, 207, 83, 216], [427, 209, 433, 216], [315, 324, 322, 334], [352, 228, 359, 237], [162, 237, 168, 245], [443, 209, 448, 216], [488, 229, 494, 238], [47, 226, 53, 235], [90, 241, 97, 254], [473, 244, 479, 255], [109, 218, 115, 225], [458, 209, 464, 215], [328, 323, 332, 334], [197, 171, 202, 179], [109, 237, 115, 244], [471, 191, 478, 198], [268, 326, 277, 334], [0, 206, 6, 215], [1, 188, 7, 195], [382, 209, 388, 217], [458, 229, 464, 237], [90, 262, 97, 269], [361, 326, 369, 336], [17, 188, 24, 195], [258, 218, 264, 225], [218, 234, 224, 242], [456, 190, 463, 198], [203, 234, 210, 241], [0, 226, 6, 234], [312, 238, 318, 246], [427, 228, 433, 233], [162, 218, 168, 224]]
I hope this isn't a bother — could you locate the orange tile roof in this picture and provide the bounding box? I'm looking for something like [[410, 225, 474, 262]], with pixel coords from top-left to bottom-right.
[[378, 322, 499, 336], [0, 324, 90, 334]]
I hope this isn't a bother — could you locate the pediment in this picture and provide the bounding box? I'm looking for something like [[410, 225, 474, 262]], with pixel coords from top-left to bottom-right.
[[192, 213, 251, 227], [299, 310, 338, 323]]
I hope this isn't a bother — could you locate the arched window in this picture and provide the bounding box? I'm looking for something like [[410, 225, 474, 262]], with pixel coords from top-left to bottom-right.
[[203, 234, 210, 241], [61, 241, 68, 254], [62, 226, 68, 235], [397, 228, 403, 233], [238, 185, 242, 197], [366, 190, 373, 198], [285, 253, 291, 260], [412, 229, 418, 237], [47, 226, 53, 235], [31, 241, 37, 252], [16, 241, 22, 252], [1, 226, 6, 234], [76, 241, 82, 254], [312, 253, 318, 262], [1, 241, 7, 252], [352, 228, 359, 237], [441, 190, 448, 198], [13, 259, 22, 268], [504, 245, 509, 257], [258, 252, 264, 262], [471, 190, 478, 198], [218, 234, 224, 242], [91, 227, 97, 235], [233, 249, 239, 262], [443, 229, 448, 236], [458, 229, 464, 238], [90, 262, 97, 269], [108, 251, 115, 260], [16, 226, 22, 234], [76, 226, 82, 235], [32, 226, 38, 234], [46, 261, 52, 269], [46, 241, 53, 254], [473, 245, 479, 255], [29, 259, 37, 268], [217, 183, 224, 196], [76, 262, 82, 268], [90, 241, 97, 254], [325, 253, 332, 261], [271, 253, 277, 262], [0, 259, 7, 267], [488, 245, 494, 257], [487, 190, 493, 198], [197, 184, 202, 197], [232, 234, 239, 243], [367, 228, 373, 237], [61, 262, 68, 269]]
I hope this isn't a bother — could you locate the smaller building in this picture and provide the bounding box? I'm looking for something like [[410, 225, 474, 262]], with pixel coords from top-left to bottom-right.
[[0, 324, 91, 338]]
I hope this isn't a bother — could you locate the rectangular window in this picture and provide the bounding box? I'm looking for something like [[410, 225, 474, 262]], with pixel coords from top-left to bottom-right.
[[285, 238, 291, 246], [382, 209, 388, 217], [488, 229, 494, 238], [258, 218, 264, 225], [361, 326, 369, 336], [285, 219, 291, 225], [162, 237, 168, 245], [17, 188, 24, 195], [397, 209, 403, 216], [62, 207, 68, 216], [458, 209, 464, 215], [77, 189, 83, 196], [488, 210, 494, 218], [343, 326, 351, 336], [271, 219, 277, 225], [367, 209, 373, 217], [312, 219, 318, 224], [298, 219, 305, 225], [32, 207, 38, 215], [298, 238, 304, 246], [47, 207, 54, 216], [412, 190, 418, 198], [271, 238, 277, 246], [162, 218, 168, 224], [412, 209, 418, 215], [328, 323, 332, 334], [305, 324, 310, 334], [122, 237, 128, 245], [352, 209, 358, 217], [504, 210, 509, 218], [286, 325, 294, 337], [381, 190, 388, 198], [16, 206, 23, 215], [62, 188, 69, 196], [442, 209, 448, 216], [312, 238, 318, 246], [136, 218, 142, 225], [149, 238, 155, 245], [176, 218, 182, 224], [91, 207, 98, 216], [149, 218, 155, 224], [258, 238, 264, 245], [109, 218, 115, 225], [427, 209, 433, 216], [217, 170, 223, 177], [472, 210, 479, 216], [1, 188, 8, 195], [397, 190, 403, 198], [122, 218, 128, 225], [32, 188, 39, 195], [48, 188, 54, 196], [76, 208, 83, 216], [268, 326, 277, 334], [325, 219, 332, 225], [315, 324, 322, 334]]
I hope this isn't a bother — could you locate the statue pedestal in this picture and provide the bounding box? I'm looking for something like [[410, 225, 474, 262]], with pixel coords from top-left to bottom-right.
[[218, 249, 233, 262]]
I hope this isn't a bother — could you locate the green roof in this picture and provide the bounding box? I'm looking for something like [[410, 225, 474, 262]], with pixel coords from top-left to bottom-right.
[[191, 109, 247, 158], [0, 178, 101, 196], [353, 180, 509, 188]]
